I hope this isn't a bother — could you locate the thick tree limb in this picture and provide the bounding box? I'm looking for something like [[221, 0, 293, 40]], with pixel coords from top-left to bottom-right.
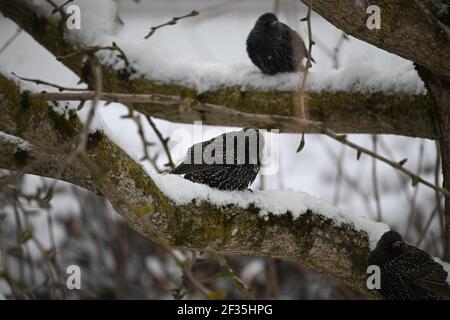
[[0, 0, 437, 139], [0, 72, 380, 298], [0, 132, 99, 193], [305, 0, 450, 81]]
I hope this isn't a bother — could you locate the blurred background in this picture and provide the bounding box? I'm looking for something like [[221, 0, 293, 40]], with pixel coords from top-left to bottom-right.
[[0, 0, 443, 299]]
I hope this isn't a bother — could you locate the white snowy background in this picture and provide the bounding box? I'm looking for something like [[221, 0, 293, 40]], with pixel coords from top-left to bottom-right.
[[0, 0, 445, 299]]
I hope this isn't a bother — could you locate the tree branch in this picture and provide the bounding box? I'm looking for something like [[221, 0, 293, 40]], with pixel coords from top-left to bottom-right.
[[0, 0, 437, 139], [303, 0, 450, 81]]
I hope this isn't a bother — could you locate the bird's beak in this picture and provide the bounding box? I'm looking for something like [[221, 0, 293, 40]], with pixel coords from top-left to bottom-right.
[[392, 241, 403, 248]]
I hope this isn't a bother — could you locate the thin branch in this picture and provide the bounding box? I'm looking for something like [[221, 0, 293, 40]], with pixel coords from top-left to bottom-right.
[[296, 0, 313, 119], [57, 42, 130, 67], [332, 32, 348, 69], [0, 27, 22, 56], [144, 10, 199, 39], [323, 129, 450, 198], [76, 61, 102, 152], [41, 59, 103, 196], [28, 90, 326, 135], [371, 135, 383, 222], [11, 72, 87, 92], [295, 0, 313, 152], [320, 137, 376, 218], [120, 109, 160, 171], [435, 141, 446, 256], [266, 258, 280, 298], [45, 0, 70, 19], [405, 141, 426, 239], [217, 255, 255, 299], [416, 204, 440, 247], [146, 116, 175, 170]]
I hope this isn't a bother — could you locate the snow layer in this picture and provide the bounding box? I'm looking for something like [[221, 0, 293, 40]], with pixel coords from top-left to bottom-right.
[[31, 0, 425, 94], [152, 173, 389, 249], [0, 131, 33, 151]]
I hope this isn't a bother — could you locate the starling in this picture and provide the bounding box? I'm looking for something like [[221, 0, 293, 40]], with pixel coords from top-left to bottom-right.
[[171, 128, 264, 191], [368, 230, 450, 300], [246, 13, 314, 75]]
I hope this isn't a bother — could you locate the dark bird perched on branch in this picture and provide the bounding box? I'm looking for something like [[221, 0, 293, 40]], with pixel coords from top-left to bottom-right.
[[368, 230, 450, 300], [246, 13, 314, 75], [172, 128, 264, 191]]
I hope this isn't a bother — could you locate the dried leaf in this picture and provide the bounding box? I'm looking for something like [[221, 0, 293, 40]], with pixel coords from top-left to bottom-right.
[[357, 150, 362, 160], [296, 132, 306, 153]]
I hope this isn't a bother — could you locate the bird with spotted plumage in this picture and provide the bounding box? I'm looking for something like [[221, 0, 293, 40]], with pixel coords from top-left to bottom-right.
[[246, 12, 314, 75], [171, 128, 264, 191], [368, 230, 450, 300]]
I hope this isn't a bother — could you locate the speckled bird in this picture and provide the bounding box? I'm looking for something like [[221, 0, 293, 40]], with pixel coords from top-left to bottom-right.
[[171, 128, 264, 191], [246, 13, 314, 75], [368, 230, 450, 300]]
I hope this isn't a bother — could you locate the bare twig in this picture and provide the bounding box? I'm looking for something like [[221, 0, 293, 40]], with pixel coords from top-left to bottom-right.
[[144, 10, 199, 39], [217, 255, 255, 300], [405, 141, 426, 239], [331, 145, 346, 206], [320, 137, 376, 218], [416, 204, 440, 247], [146, 116, 175, 170], [266, 258, 280, 298], [11, 72, 87, 92], [120, 109, 160, 172], [434, 142, 446, 256], [332, 32, 348, 69], [57, 42, 130, 67], [45, 0, 71, 19], [371, 135, 383, 222], [324, 129, 450, 198], [295, 0, 313, 152], [41, 60, 103, 195], [0, 27, 22, 56]]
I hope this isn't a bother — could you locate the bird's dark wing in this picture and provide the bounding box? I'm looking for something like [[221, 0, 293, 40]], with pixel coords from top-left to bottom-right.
[[171, 162, 217, 175], [284, 24, 315, 67], [172, 132, 231, 174], [402, 246, 450, 298], [172, 138, 213, 174]]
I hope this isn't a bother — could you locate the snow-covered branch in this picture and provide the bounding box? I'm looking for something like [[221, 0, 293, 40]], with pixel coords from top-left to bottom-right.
[[305, 0, 450, 80], [0, 72, 386, 298], [0, 0, 436, 139]]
